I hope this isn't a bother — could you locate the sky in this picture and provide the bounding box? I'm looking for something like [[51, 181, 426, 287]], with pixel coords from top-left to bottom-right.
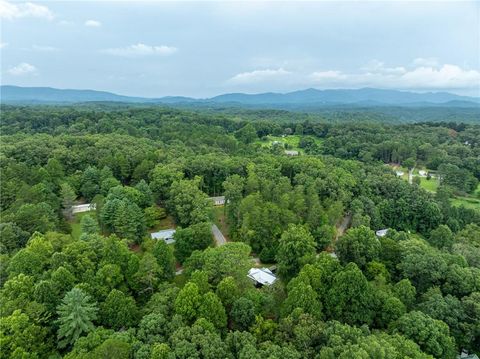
[[1, 0, 479, 98]]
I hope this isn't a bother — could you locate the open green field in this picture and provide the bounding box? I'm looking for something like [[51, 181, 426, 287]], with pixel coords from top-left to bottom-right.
[[451, 196, 480, 210], [256, 134, 323, 153], [419, 177, 439, 192], [256, 135, 301, 150], [70, 211, 97, 239]]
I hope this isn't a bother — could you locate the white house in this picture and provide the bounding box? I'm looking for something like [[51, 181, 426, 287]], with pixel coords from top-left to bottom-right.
[[72, 203, 96, 214], [209, 196, 226, 206], [375, 229, 389, 237], [247, 268, 277, 286], [151, 229, 176, 244], [285, 150, 299, 156], [395, 171, 404, 176], [418, 170, 427, 177]]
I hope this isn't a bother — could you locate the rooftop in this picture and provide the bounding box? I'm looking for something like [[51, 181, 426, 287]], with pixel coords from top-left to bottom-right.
[[151, 229, 176, 244], [375, 229, 389, 237], [248, 267, 277, 286]]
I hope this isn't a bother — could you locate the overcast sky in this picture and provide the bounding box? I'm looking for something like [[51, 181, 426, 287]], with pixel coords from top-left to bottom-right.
[[1, 1, 479, 97]]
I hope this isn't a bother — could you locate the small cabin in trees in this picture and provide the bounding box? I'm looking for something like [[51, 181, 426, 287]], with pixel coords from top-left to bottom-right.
[[151, 229, 176, 244], [247, 268, 277, 287], [72, 203, 96, 214], [284, 150, 299, 156], [209, 196, 226, 206], [375, 229, 389, 237]]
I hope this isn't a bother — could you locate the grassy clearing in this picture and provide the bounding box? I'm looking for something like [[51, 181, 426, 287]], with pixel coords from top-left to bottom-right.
[[419, 177, 439, 192], [149, 215, 176, 232], [451, 196, 480, 210], [212, 205, 230, 241], [387, 164, 409, 181], [70, 211, 97, 239]]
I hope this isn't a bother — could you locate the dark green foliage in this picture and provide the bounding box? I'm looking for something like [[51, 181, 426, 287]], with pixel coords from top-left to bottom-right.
[[100, 289, 139, 330], [391, 311, 456, 359], [174, 222, 214, 263], [1, 104, 479, 357], [56, 288, 98, 348], [231, 297, 256, 331], [335, 225, 380, 269], [276, 224, 316, 281]]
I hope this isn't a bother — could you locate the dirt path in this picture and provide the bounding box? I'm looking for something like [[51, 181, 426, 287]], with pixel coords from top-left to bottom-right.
[[408, 166, 415, 184], [335, 213, 352, 241]]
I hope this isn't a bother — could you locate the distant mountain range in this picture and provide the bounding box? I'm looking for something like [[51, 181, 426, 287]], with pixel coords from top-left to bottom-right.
[[2, 85, 479, 108]]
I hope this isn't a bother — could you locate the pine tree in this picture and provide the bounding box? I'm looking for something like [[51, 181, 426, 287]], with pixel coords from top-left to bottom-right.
[[56, 288, 98, 348]]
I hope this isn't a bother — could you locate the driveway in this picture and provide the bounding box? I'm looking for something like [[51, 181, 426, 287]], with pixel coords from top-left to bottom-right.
[[211, 224, 227, 246]]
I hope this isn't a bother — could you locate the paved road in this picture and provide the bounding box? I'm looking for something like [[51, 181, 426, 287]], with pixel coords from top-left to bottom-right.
[[211, 224, 227, 246]]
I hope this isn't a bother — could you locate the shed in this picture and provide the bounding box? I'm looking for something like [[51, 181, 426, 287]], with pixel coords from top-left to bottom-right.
[[209, 196, 225, 206], [151, 229, 176, 244], [418, 170, 427, 177], [248, 268, 277, 286], [395, 171, 404, 176], [458, 351, 479, 359], [72, 203, 96, 214], [375, 229, 389, 237], [285, 150, 299, 156]]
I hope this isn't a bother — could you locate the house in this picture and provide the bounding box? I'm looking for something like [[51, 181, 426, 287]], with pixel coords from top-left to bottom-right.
[[458, 351, 479, 359], [209, 196, 225, 206], [395, 171, 404, 176], [247, 268, 277, 286], [375, 229, 389, 237], [418, 170, 427, 177], [284, 150, 299, 156], [151, 229, 176, 244], [72, 203, 96, 214]]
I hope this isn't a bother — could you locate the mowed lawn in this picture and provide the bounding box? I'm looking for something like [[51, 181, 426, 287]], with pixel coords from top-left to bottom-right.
[[419, 177, 439, 192], [70, 211, 97, 239], [451, 196, 480, 210]]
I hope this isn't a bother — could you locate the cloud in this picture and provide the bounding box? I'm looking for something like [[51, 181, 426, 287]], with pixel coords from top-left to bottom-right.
[[229, 68, 291, 84], [7, 62, 37, 76], [84, 19, 101, 27], [32, 44, 59, 52], [362, 59, 406, 75], [101, 43, 177, 57], [0, 42, 8, 49], [412, 57, 439, 67], [310, 70, 347, 81], [309, 60, 480, 91], [0, 1, 54, 20]]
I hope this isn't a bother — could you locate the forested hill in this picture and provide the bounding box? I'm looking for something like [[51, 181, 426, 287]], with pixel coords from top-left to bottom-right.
[[1, 105, 479, 358], [3, 85, 479, 108]]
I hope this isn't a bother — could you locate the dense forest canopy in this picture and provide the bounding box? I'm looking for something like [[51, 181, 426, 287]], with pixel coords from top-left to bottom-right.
[[0, 104, 479, 359]]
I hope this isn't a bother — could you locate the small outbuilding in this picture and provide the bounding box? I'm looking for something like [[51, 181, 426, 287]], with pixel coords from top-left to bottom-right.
[[395, 171, 404, 176], [72, 203, 96, 214], [458, 351, 479, 359], [248, 268, 277, 287], [418, 170, 427, 177], [285, 150, 299, 156], [151, 229, 176, 244], [209, 196, 226, 206], [375, 229, 389, 237]]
